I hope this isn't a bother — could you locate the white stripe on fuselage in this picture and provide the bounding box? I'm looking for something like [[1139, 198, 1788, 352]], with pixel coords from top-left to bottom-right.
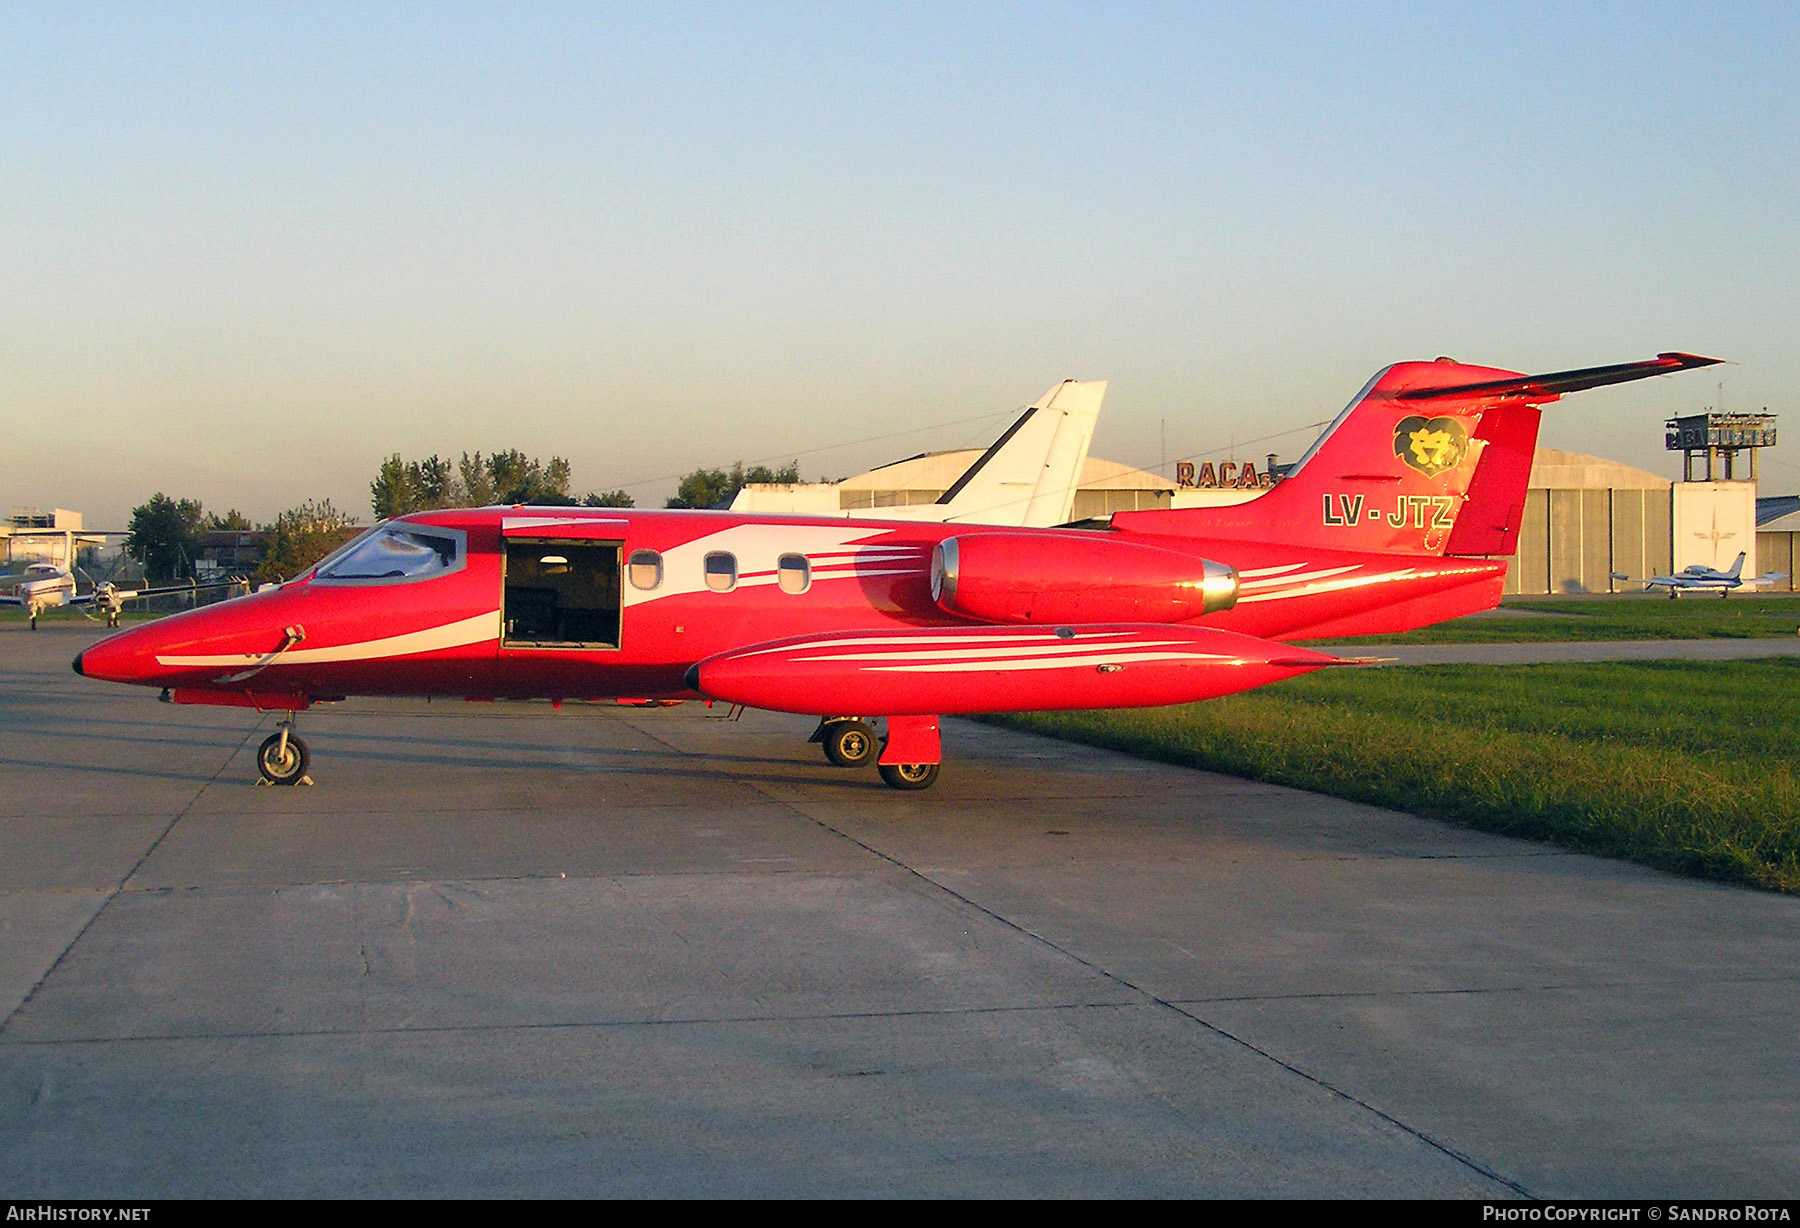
[[1237, 568, 1418, 603], [156, 611, 501, 668], [793, 639, 1194, 663], [866, 650, 1233, 673], [622, 524, 929, 610]]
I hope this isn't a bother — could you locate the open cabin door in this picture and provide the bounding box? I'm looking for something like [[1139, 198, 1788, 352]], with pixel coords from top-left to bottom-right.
[[499, 517, 626, 650]]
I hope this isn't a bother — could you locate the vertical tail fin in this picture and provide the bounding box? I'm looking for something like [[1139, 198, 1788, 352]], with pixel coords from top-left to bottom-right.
[[1111, 354, 1720, 556], [936, 379, 1103, 527]]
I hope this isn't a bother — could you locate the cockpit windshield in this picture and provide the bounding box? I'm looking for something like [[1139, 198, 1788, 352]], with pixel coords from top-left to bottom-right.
[[315, 526, 463, 583]]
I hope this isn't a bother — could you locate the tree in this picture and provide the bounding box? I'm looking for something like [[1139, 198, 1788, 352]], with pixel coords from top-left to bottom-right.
[[371, 454, 456, 519], [482, 449, 574, 505], [255, 499, 360, 586], [372, 450, 576, 517], [210, 509, 253, 531], [456, 452, 498, 507], [665, 460, 801, 509], [581, 490, 635, 507], [371, 455, 421, 520], [125, 493, 209, 581]]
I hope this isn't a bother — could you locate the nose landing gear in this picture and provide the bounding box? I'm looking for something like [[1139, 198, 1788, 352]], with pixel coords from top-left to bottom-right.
[[256, 717, 312, 786]]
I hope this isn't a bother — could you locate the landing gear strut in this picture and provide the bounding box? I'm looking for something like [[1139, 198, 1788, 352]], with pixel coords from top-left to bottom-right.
[[256, 717, 311, 786]]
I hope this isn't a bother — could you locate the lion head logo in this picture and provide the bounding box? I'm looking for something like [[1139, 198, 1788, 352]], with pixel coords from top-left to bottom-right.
[[1394, 416, 1468, 477]]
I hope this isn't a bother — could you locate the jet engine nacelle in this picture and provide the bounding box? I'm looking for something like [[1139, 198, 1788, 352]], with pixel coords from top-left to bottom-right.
[[931, 533, 1238, 624]]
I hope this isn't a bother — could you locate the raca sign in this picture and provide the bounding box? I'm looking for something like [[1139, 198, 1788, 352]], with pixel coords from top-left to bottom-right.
[[1176, 460, 1276, 490]]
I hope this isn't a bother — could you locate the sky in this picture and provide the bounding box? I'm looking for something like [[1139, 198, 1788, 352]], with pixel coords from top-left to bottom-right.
[[3, 2, 1796, 528]]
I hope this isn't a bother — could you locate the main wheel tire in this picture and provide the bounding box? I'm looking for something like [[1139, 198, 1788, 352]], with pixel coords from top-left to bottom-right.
[[257, 731, 310, 785], [823, 720, 877, 768], [878, 762, 940, 791]]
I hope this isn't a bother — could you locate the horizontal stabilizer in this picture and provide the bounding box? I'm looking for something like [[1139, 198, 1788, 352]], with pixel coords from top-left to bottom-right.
[[1397, 353, 1722, 403]]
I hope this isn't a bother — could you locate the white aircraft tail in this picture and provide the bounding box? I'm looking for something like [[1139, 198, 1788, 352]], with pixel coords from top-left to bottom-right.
[[730, 379, 1106, 527], [934, 379, 1104, 526], [1724, 551, 1747, 580]]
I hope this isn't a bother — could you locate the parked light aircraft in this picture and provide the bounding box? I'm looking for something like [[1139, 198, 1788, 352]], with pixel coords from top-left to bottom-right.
[[729, 379, 1104, 526], [1, 562, 243, 629], [74, 354, 1719, 790], [1612, 552, 1788, 598]]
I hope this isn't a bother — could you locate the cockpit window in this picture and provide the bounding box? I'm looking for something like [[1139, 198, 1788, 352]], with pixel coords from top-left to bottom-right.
[[316, 526, 464, 583]]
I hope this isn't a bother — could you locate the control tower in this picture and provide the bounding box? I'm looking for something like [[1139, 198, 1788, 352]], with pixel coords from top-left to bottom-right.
[[1666, 412, 1777, 482]]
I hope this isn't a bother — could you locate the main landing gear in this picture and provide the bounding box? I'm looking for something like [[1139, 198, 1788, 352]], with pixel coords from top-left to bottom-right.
[[816, 718, 878, 768], [877, 762, 940, 790], [812, 716, 942, 790], [256, 715, 312, 786]]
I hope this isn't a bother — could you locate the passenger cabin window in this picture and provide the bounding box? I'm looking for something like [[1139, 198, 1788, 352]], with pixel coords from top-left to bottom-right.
[[627, 549, 663, 591], [503, 538, 622, 648], [316, 526, 462, 582], [777, 553, 811, 595], [704, 551, 737, 592]]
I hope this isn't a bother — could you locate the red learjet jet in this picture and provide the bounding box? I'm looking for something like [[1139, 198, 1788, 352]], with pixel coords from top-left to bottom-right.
[[73, 353, 1718, 789]]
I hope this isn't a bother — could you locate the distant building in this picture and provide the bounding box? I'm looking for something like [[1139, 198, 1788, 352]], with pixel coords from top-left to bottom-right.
[[3, 508, 98, 568], [736, 453, 1182, 522], [1757, 497, 1800, 593], [195, 530, 268, 580]]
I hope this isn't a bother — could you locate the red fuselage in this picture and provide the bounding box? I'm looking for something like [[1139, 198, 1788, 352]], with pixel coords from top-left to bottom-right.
[[73, 506, 1503, 712]]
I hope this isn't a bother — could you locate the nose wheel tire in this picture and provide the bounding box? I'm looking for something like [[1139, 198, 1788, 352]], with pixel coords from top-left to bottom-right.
[[822, 720, 877, 768], [878, 762, 940, 791], [257, 731, 311, 785]]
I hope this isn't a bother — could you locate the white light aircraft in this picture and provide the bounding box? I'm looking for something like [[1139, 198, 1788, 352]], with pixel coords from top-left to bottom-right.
[[0, 562, 245, 628], [1611, 553, 1788, 599]]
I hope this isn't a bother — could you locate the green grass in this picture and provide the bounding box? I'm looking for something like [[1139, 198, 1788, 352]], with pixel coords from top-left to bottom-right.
[[1309, 593, 1800, 644], [991, 660, 1800, 891]]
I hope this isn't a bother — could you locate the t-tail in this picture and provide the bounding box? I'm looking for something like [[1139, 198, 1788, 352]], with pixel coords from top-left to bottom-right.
[[1112, 353, 1721, 557]]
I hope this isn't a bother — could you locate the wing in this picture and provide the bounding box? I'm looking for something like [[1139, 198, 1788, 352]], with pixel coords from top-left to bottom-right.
[[78, 578, 250, 606], [690, 623, 1342, 716]]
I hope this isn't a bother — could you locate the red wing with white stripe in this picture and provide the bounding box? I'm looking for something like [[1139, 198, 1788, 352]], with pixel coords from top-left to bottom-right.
[[692, 624, 1342, 716]]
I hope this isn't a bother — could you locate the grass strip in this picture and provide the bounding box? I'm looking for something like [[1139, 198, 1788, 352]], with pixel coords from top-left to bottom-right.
[[988, 659, 1800, 892], [1311, 594, 1800, 644]]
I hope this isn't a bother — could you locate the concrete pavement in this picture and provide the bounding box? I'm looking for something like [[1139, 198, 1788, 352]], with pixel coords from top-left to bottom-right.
[[2, 621, 1796, 1196]]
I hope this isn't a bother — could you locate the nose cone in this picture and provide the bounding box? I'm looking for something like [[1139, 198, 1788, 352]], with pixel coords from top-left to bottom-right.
[[72, 626, 157, 686], [71, 589, 295, 691], [71, 617, 204, 688]]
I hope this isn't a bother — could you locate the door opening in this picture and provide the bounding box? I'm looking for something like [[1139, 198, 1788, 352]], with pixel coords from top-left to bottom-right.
[[503, 538, 622, 648]]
